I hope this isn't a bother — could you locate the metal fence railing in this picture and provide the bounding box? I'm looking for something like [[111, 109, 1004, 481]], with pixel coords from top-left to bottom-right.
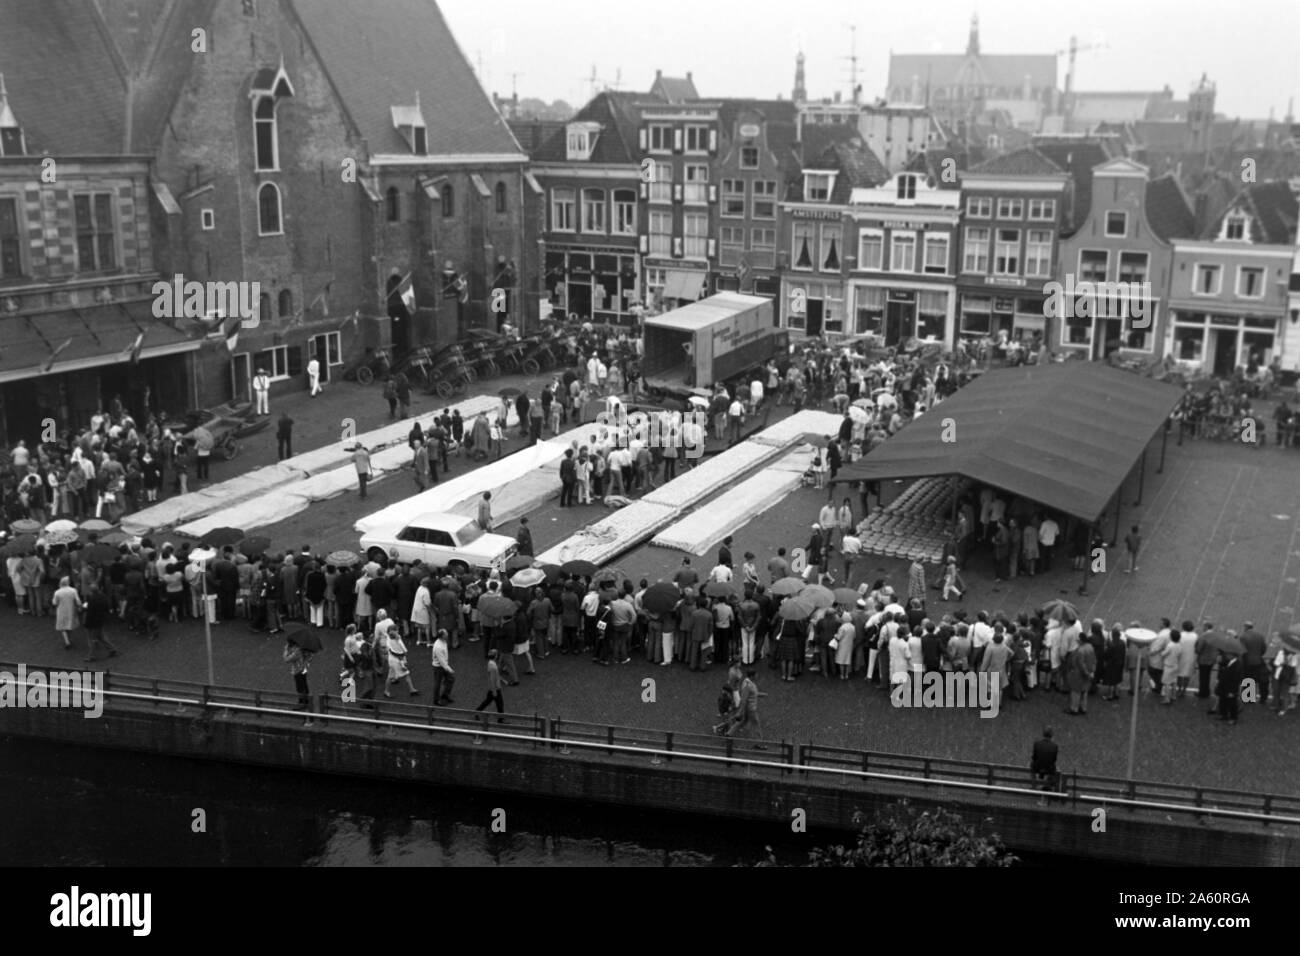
[[6, 662, 1298, 828]]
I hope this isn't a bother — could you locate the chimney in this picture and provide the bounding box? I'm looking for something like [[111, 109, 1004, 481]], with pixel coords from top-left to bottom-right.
[[686, 71, 692, 81], [656, 69, 662, 80]]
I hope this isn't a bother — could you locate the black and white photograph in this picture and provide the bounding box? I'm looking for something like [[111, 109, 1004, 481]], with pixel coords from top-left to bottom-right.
[[0, 0, 1295, 906]]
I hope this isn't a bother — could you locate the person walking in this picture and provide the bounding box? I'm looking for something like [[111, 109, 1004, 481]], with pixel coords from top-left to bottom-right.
[[352, 444, 372, 499], [383, 627, 420, 697], [253, 368, 271, 416], [430, 628, 456, 705], [52, 576, 81, 652], [276, 411, 294, 461], [1031, 726, 1060, 805], [307, 356, 323, 397], [283, 636, 315, 726], [81, 586, 120, 662], [1195, 622, 1219, 699], [475, 649, 507, 720], [725, 668, 766, 745], [1214, 651, 1243, 724], [476, 491, 493, 532], [559, 449, 578, 507], [1123, 524, 1141, 574]]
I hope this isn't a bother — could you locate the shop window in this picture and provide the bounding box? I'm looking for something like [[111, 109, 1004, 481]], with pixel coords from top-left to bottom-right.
[[854, 286, 884, 335], [1174, 326, 1204, 362], [917, 290, 946, 340], [1064, 314, 1092, 346]]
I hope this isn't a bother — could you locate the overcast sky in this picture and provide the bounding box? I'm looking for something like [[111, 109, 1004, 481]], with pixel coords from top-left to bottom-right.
[[440, 0, 1298, 121]]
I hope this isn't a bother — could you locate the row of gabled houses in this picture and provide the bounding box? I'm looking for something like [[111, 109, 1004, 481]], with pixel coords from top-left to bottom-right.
[[1, 0, 1297, 448]]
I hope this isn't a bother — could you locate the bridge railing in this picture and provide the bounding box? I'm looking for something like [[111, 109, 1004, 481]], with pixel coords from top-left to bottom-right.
[[6, 662, 1298, 828]]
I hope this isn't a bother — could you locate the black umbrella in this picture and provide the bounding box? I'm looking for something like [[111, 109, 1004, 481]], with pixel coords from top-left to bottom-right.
[[561, 559, 597, 578], [239, 536, 271, 558], [82, 543, 119, 564], [641, 582, 679, 616], [506, 553, 535, 572], [703, 580, 740, 600], [284, 626, 323, 653], [499, 386, 523, 398], [539, 563, 563, 584], [200, 527, 244, 548]]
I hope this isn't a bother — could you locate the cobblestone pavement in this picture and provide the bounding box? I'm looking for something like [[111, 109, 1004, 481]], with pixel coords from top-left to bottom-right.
[[4, 379, 1297, 798]]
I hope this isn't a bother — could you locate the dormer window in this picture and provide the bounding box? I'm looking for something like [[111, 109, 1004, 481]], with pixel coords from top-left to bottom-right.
[[1223, 215, 1247, 241], [565, 122, 601, 161], [896, 174, 918, 200], [392, 96, 429, 155], [804, 171, 835, 202]]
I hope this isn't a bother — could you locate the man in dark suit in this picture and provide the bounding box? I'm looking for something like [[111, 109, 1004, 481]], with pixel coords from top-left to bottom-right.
[[1239, 622, 1268, 705], [1031, 726, 1059, 805], [717, 536, 734, 570], [211, 548, 239, 621], [1214, 652, 1244, 724]]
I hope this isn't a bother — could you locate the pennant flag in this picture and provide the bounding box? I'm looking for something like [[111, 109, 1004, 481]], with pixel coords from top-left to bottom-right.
[[390, 272, 415, 315], [41, 338, 73, 373], [223, 316, 241, 353], [120, 331, 146, 365]]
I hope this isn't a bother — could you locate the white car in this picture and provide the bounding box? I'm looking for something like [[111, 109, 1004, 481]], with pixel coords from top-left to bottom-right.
[[359, 512, 518, 573]]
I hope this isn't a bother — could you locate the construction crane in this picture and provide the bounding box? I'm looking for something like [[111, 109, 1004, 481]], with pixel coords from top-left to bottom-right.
[[1059, 35, 1107, 129]]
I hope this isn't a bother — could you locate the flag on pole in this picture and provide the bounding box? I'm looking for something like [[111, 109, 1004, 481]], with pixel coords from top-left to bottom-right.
[[391, 272, 415, 314], [223, 316, 241, 353], [120, 331, 146, 365], [41, 338, 73, 373]]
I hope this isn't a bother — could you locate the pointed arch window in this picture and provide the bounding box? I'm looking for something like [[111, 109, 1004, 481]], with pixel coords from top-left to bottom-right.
[[254, 95, 280, 171], [258, 182, 282, 235]]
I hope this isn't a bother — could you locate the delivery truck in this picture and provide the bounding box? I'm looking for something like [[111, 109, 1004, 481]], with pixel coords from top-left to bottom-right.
[[641, 293, 786, 398]]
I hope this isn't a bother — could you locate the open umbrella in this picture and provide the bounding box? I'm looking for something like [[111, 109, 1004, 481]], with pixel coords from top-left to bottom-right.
[[478, 593, 517, 621], [539, 563, 562, 584], [703, 580, 740, 600], [327, 550, 360, 568], [191, 426, 215, 453], [1201, 631, 1246, 656], [0, 535, 35, 558], [593, 567, 626, 586], [284, 626, 323, 654], [777, 598, 816, 621], [800, 584, 835, 609], [499, 386, 523, 398], [1040, 599, 1079, 623], [199, 527, 244, 548], [510, 567, 546, 589], [82, 543, 119, 564], [833, 587, 859, 606], [239, 536, 271, 559], [42, 520, 79, 547], [561, 559, 597, 578], [851, 397, 874, 409], [1281, 628, 1300, 652], [1123, 627, 1158, 645], [641, 582, 680, 616], [78, 518, 113, 534], [99, 530, 132, 546], [506, 554, 535, 572], [770, 576, 806, 597], [687, 395, 710, 408], [847, 405, 870, 425], [9, 518, 41, 535], [884, 602, 906, 617]]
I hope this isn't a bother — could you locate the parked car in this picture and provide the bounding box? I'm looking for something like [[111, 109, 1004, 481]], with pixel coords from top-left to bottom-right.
[[359, 512, 518, 573]]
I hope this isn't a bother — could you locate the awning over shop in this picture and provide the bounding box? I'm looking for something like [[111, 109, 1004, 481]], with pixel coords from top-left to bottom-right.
[[663, 269, 705, 301], [0, 300, 203, 384], [831, 362, 1183, 525]]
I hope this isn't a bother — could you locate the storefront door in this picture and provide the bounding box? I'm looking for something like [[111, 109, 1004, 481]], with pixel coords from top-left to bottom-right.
[[1211, 328, 1238, 378], [805, 299, 824, 337], [567, 281, 592, 320], [230, 352, 251, 402], [1093, 318, 1122, 360], [885, 300, 913, 346]]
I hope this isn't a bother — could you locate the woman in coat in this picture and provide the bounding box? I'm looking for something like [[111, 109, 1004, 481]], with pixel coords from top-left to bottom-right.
[[1098, 625, 1127, 699], [52, 576, 81, 651], [410, 576, 434, 646], [382, 622, 419, 697]]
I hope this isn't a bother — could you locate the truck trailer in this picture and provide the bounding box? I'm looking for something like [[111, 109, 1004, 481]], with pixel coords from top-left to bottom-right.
[[641, 293, 785, 398]]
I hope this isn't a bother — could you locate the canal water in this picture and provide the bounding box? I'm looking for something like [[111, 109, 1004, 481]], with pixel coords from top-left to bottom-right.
[[1, 738, 823, 866]]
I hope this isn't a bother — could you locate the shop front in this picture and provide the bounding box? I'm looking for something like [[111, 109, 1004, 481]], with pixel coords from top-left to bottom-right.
[[545, 249, 640, 324], [850, 283, 954, 348], [645, 260, 707, 313], [1170, 310, 1282, 378], [957, 288, 1048, 344]]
